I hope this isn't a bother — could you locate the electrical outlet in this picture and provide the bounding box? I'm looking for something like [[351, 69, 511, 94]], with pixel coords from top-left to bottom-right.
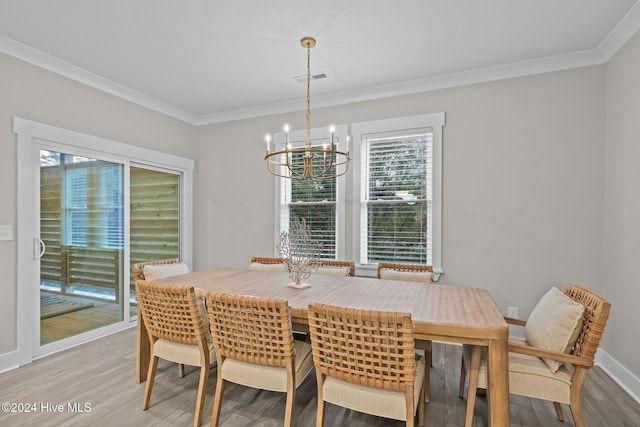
[[507, 306, 518, 318], [0, 225, 13, 241]]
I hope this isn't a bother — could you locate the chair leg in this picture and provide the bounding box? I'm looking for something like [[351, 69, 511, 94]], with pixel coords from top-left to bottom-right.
[[418, 377, 425, 427], [315, 372, 325, 427], [569, 393, 585, 427], [142, 355, 159, 409], [407, 399, 414, 427], [424, 350, 431, 403], [284, 386, 295, 427], [193, 364, 209, 427], [459, 354, 467, 399], [464, 346, 481, 427], [553, 402, 564, 422], [178, 363, 185, 378], [211, 374, 225, 427]]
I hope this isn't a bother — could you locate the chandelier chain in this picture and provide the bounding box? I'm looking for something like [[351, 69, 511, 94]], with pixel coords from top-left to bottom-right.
[[306, 40, 311, 145], [263, 36, 350, 180]]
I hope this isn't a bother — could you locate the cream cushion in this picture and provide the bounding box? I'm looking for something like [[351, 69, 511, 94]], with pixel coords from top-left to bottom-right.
[[315, 266, 351, 276], [322, 354, 425, 421], [143, 262, 190, 281], [154, 339, 216, 367], [248, 262, 288, 272], [524, 287, 585, 373], [220, 340, 314, 392], [379, 269, 433, 283], [464, 340, 573, 404]]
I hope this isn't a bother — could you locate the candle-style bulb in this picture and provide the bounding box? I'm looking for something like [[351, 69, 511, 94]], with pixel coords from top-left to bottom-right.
[[284, 124, 290, 144]]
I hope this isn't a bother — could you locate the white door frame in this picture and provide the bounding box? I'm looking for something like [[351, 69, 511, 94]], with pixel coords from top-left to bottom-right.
[[14, 117, 194, 364]]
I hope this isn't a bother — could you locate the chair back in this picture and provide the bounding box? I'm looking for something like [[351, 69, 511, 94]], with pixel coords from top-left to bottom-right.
[[206, 292, 295, 367], [249, 256, 285, 265], [312, 260, 356, 277], [135, 281, 208, 345], [132, 258, 179, 281], [377, 263, 433, 279], [564, 285, 611, 361], [307, 303, 416, 392]]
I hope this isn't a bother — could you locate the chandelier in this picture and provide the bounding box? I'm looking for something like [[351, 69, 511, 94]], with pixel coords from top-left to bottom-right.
[[264, 37, 350, 180]]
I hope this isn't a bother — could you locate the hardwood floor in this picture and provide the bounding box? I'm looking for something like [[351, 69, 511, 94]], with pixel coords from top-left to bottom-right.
[[40, 292, 137, 344], [1, 327, 639, 427]]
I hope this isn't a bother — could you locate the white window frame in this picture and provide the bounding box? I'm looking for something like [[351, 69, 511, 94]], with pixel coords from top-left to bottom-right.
[[351, 113, 444, 279], [273, 124, 348, 259]]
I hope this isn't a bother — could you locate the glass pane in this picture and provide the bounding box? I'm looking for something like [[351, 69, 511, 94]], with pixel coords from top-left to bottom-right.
[[363, 131, 433, 265], [368, 135, 429, 201], [367, 201, 428, 264], [129, 167, 181, 317], [40, 150, 124, 345], [290, 203, 336, 259], [288, 148, 337, 259]]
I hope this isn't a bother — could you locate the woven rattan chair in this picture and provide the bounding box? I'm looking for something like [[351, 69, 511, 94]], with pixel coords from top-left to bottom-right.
[[376, 262, 434, 402], [131, 258, 180, 281], [308, 303, 425, 427], [135, 281, 215, 427], [377, 263, 434, 282], [132, 258, 192, 376], [248, 256, 288, 271], [312, 260, 356, 277], [206, 292, 314, 427], [459, 285, 611, 427]]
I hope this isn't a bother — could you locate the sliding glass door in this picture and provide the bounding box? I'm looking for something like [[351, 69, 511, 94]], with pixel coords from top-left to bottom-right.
[[39, 150, 125, 345], [38, 155, 184, 347], [129, 166, 181, 318], [15, 117, 194, 364]]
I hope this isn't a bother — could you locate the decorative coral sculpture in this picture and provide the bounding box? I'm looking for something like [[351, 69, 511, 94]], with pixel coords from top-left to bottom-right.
[[277, 218, 321, 289]]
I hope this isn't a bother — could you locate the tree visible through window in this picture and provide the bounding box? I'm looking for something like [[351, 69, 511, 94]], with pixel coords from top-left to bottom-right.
[[362, 131, 432, 265]]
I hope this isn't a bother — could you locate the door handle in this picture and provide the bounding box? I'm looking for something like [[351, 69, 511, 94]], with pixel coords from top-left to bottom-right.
[[33, 237, 45, 260]]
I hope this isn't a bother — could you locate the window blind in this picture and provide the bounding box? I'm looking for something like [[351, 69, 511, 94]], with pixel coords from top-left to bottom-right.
[[361, 129, 433, 264], [282, 148, 337, 259]]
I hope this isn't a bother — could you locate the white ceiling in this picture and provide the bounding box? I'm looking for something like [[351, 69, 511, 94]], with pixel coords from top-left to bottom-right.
[[1, 0, 640, 125]]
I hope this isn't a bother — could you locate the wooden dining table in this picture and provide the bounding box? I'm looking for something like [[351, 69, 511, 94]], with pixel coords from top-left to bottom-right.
[[136, 267, 510, 426]]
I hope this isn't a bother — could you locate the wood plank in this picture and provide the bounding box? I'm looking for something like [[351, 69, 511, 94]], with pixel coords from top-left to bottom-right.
[[2, 330, 638, 427]]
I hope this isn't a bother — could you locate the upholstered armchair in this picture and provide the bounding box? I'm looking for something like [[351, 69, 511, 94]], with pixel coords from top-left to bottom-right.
[[459, 285, 611, 427]]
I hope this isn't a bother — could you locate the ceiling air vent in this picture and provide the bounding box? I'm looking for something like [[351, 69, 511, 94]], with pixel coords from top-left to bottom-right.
[[294, 72, 327, 83]]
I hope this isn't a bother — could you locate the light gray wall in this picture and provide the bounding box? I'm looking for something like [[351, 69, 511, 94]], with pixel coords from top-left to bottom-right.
[[1, 32, 637, 383], [603, 30, 640, 375], [0, 52, 197, 355], [195, 65, 606, 326]]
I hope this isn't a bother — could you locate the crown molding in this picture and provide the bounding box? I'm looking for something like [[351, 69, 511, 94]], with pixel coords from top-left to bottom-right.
[[3, 8, 640, 128], [196, 48, 606, 125], [599, 1, 640, 61], [0, 35, 200, 125]]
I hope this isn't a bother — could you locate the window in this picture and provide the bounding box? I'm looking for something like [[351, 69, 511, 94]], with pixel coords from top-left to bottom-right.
[[273, 114, 444, 277], [275, 125, 348, 259], [362, 130, 432, 264], [54, 153, 125, 249], [352, 113, 444, 276]]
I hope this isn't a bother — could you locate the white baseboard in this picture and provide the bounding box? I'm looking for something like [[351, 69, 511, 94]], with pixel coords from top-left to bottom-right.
[[595, 348, 640, 405], [0, 349, 23, 375]]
